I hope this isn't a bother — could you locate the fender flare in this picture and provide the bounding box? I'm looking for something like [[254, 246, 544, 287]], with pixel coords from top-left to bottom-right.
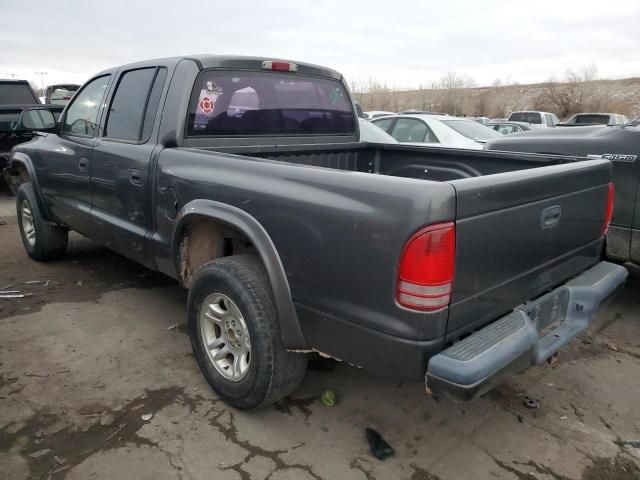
[[6, 152, 53, 220], [172, 199, 307, 349]]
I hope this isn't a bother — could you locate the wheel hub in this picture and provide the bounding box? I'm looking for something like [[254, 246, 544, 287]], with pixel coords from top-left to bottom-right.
[[200, 293, 251, 382], [20, 200, 36, 247]]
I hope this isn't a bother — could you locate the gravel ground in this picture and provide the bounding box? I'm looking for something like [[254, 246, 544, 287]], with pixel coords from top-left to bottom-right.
[[1, 193, 639, 480]]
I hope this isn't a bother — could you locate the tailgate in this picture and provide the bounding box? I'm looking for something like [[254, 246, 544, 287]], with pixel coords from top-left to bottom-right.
[[446, 159, 612, 339]]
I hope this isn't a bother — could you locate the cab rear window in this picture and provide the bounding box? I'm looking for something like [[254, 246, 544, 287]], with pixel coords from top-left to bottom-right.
[[187, 70, 355, 136]]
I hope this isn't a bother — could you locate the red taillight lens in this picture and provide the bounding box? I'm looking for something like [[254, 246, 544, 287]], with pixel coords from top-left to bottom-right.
[[261, 60, 299, 72], [397, 222, 455, 311], [602, 182, 614, 235]]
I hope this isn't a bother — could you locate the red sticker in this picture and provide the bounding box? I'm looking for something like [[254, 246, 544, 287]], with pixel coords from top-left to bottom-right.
[[199, 96, 215, 115]]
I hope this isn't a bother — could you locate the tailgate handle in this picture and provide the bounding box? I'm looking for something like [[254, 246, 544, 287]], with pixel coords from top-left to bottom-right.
[[541, 205, 562, 229]]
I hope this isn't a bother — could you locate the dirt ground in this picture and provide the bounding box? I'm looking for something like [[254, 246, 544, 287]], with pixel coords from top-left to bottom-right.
[[1, 193, 639, 480]]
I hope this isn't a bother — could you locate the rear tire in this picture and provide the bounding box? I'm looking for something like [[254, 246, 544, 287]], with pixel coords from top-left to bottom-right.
[[188, 254, 307, 410], [16, 182, 68, 261]]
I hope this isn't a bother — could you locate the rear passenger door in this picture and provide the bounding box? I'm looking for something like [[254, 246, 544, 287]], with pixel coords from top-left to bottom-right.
[[90, 66, 167, 266]]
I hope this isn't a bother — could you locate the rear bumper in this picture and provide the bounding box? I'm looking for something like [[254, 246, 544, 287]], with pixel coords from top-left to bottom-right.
[[426, 261, 628, 401]]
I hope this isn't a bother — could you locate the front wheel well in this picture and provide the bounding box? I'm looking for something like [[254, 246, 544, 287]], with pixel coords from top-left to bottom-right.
[[177, 216, 256, 288], [4, 161, 31, 193]]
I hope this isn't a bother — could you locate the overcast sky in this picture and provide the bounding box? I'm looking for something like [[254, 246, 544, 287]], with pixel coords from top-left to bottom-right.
[[1, 0, 639, 90]]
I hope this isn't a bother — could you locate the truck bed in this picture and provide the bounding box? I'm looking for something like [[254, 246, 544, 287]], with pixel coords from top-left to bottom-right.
[[203, 141, 579, 181], [190, 142, 610, 349]]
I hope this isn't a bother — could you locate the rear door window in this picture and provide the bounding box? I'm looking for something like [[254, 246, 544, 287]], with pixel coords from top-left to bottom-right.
[[187, 70, 355, 136], [105, 67, 166, 142]]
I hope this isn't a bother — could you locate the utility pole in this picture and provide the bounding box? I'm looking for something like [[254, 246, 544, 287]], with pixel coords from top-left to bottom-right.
[[35, 71, 48, 93]]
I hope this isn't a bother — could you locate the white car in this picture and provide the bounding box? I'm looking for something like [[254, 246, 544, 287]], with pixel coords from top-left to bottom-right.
[[371, 114, 503, 149], [363, 110, 395, 120]]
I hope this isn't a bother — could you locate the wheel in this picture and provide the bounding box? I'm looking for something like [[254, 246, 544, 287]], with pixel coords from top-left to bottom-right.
[[16, 182, 68, 261], [188, 254, 307, 410]]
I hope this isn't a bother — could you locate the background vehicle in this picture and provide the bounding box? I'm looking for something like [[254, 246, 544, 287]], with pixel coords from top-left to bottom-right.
[[508, 111, 560, 127], [487, 121, 538, 134], [372, 114, 503, 149], [44, 84, 80, 105], [363, 110, 395, 120], [486, 121, 640, 266], [470, 116, 491, 125], [397, 110, 446, 115], [10, 55, 625, 409], [558, 113, 629, 126], [0, 80, 63, 192]]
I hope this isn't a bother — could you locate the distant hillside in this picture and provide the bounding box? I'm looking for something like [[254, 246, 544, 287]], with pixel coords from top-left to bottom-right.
[[353, 77, 640, 120]]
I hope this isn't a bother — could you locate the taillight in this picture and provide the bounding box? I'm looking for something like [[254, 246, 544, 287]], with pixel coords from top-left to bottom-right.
[[261, 60, 299, 72], [602, 182, 614, 235], [397, 222, 455, 311]]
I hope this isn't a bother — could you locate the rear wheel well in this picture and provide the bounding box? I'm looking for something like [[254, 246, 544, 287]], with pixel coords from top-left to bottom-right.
[[177, 216, 256, 287]]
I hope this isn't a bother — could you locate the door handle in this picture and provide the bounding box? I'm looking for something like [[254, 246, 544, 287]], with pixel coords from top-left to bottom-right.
[[541, 205, 562, 229], [78, 158, 89, 172], [129, 168, 144, 186]]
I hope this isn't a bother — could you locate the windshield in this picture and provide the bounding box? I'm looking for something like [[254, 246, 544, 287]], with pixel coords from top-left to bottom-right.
[[187, 70, 355, 136], [441, 119, 503, 142], [508, 112, 542, 124], [0, 83, 38, 105]]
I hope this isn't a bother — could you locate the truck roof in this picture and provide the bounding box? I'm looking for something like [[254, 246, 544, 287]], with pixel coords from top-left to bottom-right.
[[0, 79, 31, 84], [94, 55, 343, 81]]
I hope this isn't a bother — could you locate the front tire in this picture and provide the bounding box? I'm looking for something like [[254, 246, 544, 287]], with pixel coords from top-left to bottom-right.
[[16, 183, 68, 261], [188, 255, 307, 410]]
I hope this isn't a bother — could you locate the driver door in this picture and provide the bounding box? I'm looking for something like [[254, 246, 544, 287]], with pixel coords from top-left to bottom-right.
[[37, 75, 111, 235]]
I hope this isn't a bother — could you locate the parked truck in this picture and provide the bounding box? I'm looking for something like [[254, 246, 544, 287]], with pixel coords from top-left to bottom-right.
[[486, 123, 640, 267], [1, 79, 63, 192], [8, 56, 627, 409]]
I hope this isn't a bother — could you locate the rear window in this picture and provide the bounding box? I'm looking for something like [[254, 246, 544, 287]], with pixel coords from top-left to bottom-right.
[[0, 83, 38, 105], [573, 114, 610, 124], [187, 70, 355, 137], [49, 87, 79, 105], [508, 112, 542, 124]]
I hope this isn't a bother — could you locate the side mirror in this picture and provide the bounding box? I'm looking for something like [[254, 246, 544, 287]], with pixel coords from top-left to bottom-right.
[[20, 108, 57, 132]]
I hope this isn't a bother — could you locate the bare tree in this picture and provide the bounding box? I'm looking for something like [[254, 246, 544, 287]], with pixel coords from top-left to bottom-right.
[[536, 64, 599, 118]]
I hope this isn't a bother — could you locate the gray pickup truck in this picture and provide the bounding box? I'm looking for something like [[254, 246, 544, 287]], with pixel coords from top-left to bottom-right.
[[8, 55, 627, 409]]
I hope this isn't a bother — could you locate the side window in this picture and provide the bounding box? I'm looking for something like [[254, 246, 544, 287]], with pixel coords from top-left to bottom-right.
[[105, 67, 166, 142], [372, 118, 394, 132], [391, 119, 438, 143], [544, 114, 553, 127], [62, 75, 110, 137]]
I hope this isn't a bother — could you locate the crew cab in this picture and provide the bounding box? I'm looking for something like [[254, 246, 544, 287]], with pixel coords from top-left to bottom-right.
[[486, 122, 640, 267], [8, 56, 627, 409]]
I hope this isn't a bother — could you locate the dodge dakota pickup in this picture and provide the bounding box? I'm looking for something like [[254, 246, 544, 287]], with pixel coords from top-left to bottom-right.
[[8, 56, 627, 409], [486, 123, 640, 267]]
